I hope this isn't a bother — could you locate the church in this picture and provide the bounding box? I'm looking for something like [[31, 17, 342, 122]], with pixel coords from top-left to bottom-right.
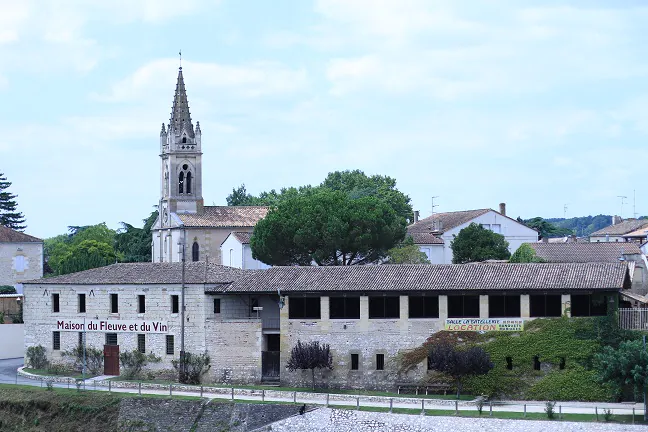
[[151, 67, 268, 265]]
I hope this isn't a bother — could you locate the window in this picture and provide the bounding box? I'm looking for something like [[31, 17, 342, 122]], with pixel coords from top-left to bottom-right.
[[488, 295, 521, 318], [289, 297, 321, 319], [408, 296, 439, 318], [571, 294, 608, 317], [171, 295, 179, 314], [186, 172, 192, 194], [491, 224, 501, 234], [78, 294, 86, 313], [329, 297, 360, 319], [110, 293, 118, 313], [505, 356, 513, 370], [137, 334, 146, 353], [137, 295, 146, 313], [481, 224, 491, 230], [351, 354, 359, 370], [166, 335, 174, 355], [178, 171, 184, 194], [192, 241, 199, 262], [106, 333, 118, 346], [529, 294, 561, 317], [53, 331, 60, 350], [533, 355, 541, 371], [376, 354, 385, 371], [13, 255, 25, 272], [213, 298, 221, 314], [182, 136, 187, 143], [368, 296, 400, 319], [447, 295, 480, 318], [52, 293, 60, 313]]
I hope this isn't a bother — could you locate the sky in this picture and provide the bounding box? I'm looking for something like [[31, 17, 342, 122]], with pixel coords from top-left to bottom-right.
[[1, 0, 648, 239]]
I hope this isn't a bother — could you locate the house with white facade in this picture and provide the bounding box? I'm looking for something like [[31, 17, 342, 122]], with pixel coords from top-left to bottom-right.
[[221, 232, 271, 270], [407, 204, 538, 264], [589, 218, 648, 243], [0, 226, 43, 294]]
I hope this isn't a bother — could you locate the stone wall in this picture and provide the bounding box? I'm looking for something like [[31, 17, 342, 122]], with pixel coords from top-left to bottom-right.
[[0, 241, 43, 289]]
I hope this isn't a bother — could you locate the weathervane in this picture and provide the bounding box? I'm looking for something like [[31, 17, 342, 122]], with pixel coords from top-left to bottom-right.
[[179, 49, 182, 69]]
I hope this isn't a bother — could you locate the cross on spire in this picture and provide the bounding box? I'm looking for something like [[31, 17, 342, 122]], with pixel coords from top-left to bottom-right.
[[179, 49, 182, 69]]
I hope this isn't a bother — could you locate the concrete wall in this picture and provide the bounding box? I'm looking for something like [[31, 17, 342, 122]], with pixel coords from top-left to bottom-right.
[[0, 324, 24, 359], [221, 234, 244, 268], [0, 242, 43, 290], [243, 245, 271, 270], [417, 245, 444, 264]]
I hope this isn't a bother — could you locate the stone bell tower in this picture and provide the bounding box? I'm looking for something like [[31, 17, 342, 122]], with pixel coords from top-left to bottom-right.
[[159, 66, 204, 226]]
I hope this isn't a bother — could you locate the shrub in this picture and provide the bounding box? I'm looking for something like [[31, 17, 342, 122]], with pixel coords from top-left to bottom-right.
[[45, 381, 54, 391], [46, 362, 70, 376], [527, 366, 615, 402], [26, 345, 49, 369], [545, 401, 556, 419], [509, 244, 545, 263], [603, 408, 613, 422], [427, 343, 493, 399], [119, 350, 161, 380], [62, 345, 104, 375], [0, 285, 16, 294], [286, 340, 333, 390], [0, 312, 4, 324], [172, 352, 211, 385]]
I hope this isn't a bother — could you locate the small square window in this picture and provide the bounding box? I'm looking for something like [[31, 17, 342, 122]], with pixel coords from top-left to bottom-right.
[[376, 354, 385, 370], [214, 298, 221, 314], [110, 293, 119, 313], [351, 353, 359, 370], [137, 334, 146, 353], [166, 335, 174, 355], [106, 333, 117, 346], [78, 294, 86, 313], [53, 331, 61, 350], [52, 293, 60, 313], [171, 295, 179, 314], [138, 295, 146, 314]]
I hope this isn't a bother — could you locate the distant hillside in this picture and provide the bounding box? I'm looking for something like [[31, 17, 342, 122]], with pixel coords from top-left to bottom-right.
[[544, 215, 647, 237]]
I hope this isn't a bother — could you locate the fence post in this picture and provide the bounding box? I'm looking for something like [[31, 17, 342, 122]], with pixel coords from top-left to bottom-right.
[[633, 408, 636, 424], [200, 386, 203, 398], [109, 380, 111, 392], [489, 400, 492, 416], [421, 399, 425, 415], [15, 373, 18, 385], [293, 391, 296, 404], [170, 384, 173, 396], [231, 387, 235, 401], [40, 378, 43, 388], [326, 393, 329, 407], [138, 382, 141, 396], [356, 397, 360, 410], [559, 405, 562, 420], [262, 389, 265, 402], [389, 398, 393, 413], [455, 400, 458, 415], [67, 378, 70, 389], [595, 407, 598, 422], [523, 404, 526, 418]]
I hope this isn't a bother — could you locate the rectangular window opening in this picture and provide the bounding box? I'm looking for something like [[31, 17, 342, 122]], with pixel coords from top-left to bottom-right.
[[213, 298, 221, 314], [408, 296, 439, 318], [369, 296, 400, 319], [530, 294, 561, 317], [376, 353, 385, 371], [289, 297, 321, 319], [78, 294, 86, 313], [137, 334, 146, 353], [52, 293, 60, 313], [110, 293, 119, 314], [329, 297, 360, 319], [105, 333, 117, 346], [448, 295, 480, 318], [488, 295, 521, 318], [137, 295, 146, 314], [166, 335, 174, 355], [171, 295, 179, 314], [53, 331, 61, 350], [351, 353, 359, 370]]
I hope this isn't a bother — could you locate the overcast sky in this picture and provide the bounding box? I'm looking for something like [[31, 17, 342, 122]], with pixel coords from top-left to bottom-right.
[[1, 0, 647, 239]]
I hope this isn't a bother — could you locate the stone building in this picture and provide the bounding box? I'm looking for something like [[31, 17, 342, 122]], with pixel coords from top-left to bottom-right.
[[151, 66, 267, 265], [0, 225, 43, 293], [23, 261, 628, 390]]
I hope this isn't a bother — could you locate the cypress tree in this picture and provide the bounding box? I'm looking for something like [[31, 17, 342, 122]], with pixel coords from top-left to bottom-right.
[[0, 173, 26, 231]]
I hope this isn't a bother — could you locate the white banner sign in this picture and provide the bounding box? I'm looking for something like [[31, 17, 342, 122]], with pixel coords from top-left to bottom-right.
[[445, 318, 524, 332], [54, 319, 169, 334]]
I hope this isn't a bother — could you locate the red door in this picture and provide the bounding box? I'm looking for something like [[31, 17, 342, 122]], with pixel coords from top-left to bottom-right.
[[104, 345, 120, 375]]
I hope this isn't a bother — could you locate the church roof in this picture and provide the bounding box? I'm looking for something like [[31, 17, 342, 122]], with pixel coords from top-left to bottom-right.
[[169, 67, 194, 138], [178, 206, 268, 228], [0, 225, 42, 243]]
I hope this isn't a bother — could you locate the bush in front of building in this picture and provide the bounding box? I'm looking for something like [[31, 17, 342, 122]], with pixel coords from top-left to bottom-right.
[[427, 343, 494, 399], [286, 340, 333, 390], [26, 345, 49, 369], [62, 345, 104, 376], [172, 352, 211, 385], [119, 350, 161, 380]]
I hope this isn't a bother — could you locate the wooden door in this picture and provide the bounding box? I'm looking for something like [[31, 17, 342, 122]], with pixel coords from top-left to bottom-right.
[[103, 344, 120, 376]]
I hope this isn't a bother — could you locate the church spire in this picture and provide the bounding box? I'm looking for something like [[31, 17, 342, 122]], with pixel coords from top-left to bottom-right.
[[170, 67, 194, 138]]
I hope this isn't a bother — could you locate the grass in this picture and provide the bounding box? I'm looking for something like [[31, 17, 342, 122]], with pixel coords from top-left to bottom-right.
[[23, 368, 99, 380]]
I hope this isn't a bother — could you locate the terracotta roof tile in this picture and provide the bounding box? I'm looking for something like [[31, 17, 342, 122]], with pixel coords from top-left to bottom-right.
[[408, 209, 491, 234], [590, 219, 648, 237], [0, 226, 42, 243], [177, 206, 268, 228], [233, 232, 252, 244], [528, 242, 641, 263], [221, 262, 629, 293], [408, 232, 444, 245]]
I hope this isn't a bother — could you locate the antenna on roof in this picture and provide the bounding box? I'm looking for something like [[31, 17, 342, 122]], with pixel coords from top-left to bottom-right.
[[563, 204, 568, 219], [431, 196, 439, 216], [634, 189, 637, 219], [618, 195, 628, 219]]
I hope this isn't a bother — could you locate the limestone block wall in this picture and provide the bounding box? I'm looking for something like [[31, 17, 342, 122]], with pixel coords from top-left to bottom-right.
[[0, 242, 43, 289], [205, 319, 262, 384], [23, 283, 208, 371]]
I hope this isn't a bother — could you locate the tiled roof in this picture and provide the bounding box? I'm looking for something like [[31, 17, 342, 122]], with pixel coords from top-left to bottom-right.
[[177, 206, 268, 228], [528, 242, 641, 263], [408, 209, 491, 234], [220, 262, 629, 293], [232, 232, 252, 244], [24, 262, 248, 285], [590, 219, 648, 237], [0, 226, 42, 243], [408, 232, 444, 245], [623, 226, 648, 238]]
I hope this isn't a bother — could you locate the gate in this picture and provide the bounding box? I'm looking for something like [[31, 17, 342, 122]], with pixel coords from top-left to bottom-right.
[[103, 344, 120, 375], [262, 351, 280, 381]]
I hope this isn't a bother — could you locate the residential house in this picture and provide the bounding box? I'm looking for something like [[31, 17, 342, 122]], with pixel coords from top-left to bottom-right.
[[0, 226, 43, 294], [220, 232, 271, 270], [589, 218, 648, 243]]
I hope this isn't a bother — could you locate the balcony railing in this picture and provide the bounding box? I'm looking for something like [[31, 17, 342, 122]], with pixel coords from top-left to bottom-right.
[[619, 308, 648, 330]]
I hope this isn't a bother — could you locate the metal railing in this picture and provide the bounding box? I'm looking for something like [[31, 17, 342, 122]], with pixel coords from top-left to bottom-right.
[[619, 308, 648, 330]]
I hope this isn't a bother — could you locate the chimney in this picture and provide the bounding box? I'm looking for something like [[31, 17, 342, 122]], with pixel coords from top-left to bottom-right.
[[413, 210, 420, 223], [499, 203, 506, 217]]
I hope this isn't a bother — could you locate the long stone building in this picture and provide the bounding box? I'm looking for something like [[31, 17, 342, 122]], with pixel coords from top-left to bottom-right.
[[23, 261, 628, 390]]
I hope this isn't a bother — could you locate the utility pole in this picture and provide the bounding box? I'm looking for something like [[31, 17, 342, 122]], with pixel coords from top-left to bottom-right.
[[179, 225, 186, 382], [618, 196, 628, 219], [431, 196, 439, 215], [82, 317, 86, 381]]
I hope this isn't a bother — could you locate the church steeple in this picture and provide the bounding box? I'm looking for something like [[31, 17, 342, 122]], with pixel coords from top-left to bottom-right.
[[169, 67, 194, 138]]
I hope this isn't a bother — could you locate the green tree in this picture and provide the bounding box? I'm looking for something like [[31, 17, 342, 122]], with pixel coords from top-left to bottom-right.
[[251, 189, 406, 266], [427, 342, 494, 399], [115, 210, 158, 262], [509, 243, 545, 263], [451, 223, 511, 264], [286, 340, 333, 390], [0, 172, 26, 230], [595, 340, 648, 401], [386, 236, 431, 264], [226, 184, 262, 206], [521, 217, 572, 239]]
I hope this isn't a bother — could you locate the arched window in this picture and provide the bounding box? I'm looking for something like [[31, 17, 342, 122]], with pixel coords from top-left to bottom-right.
[[182, 137, 187, 143], [178, 164, 192, 195], [186, 172, 192, 194], [178, 171, 184, 194], [192, 242, 199, 262]]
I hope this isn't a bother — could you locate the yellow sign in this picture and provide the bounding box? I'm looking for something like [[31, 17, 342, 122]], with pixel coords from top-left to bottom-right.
[[444, 318, 524, 332]]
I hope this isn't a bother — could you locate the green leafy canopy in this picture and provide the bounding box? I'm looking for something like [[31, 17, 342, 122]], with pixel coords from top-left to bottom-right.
[[451, 223, 511, 264]]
